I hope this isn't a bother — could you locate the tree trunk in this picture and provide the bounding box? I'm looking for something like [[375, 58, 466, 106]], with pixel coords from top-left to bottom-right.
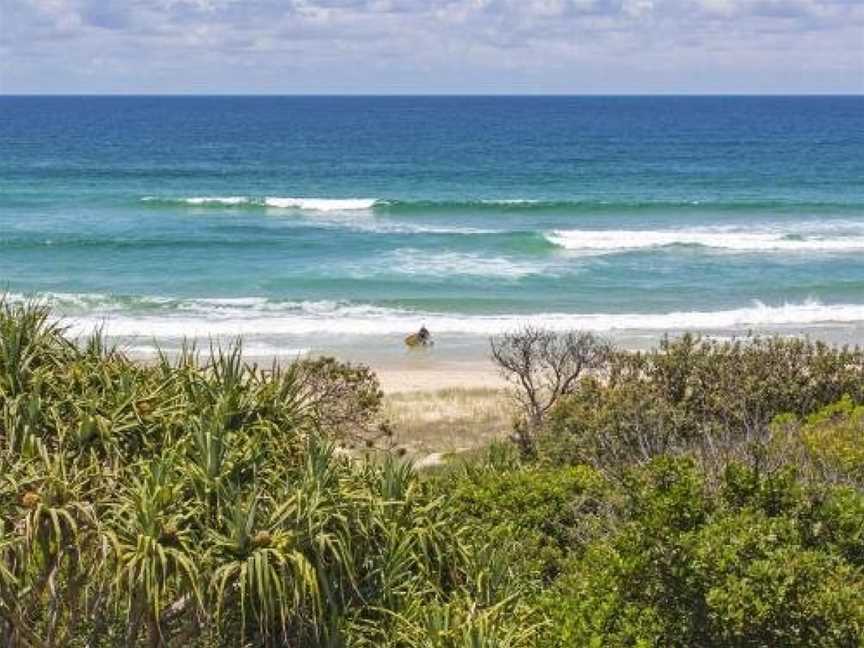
[[147, 610, 163, 648]]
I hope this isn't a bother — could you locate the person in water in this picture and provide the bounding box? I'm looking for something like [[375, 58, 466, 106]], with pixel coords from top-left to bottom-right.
[[405, 325, 432, 348], [418, 325, 430, 343]]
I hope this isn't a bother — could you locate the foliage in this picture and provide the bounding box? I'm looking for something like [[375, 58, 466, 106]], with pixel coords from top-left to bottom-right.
[[439, 449, 607, 583], [545, 333, 864, 475], [293, 356, 390, 446], [2, 305, 863, 646], [0, 300, 535, 647], [539, 458, 864, 647], [796, 396, 864, 484]]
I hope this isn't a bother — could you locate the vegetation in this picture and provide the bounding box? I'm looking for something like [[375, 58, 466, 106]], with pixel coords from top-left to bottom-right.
[[2, 308, 864, 646], [542, 333, 864, 477], [0, 301, 532, 646], [488, 329, 864, 647], [490, 327, 611, 455]]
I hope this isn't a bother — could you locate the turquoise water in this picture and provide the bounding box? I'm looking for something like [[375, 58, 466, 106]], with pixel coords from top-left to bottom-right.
[[1, 96, 863, 358]]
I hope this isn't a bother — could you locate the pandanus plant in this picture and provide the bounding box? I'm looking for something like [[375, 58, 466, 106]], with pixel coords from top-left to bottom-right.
[[208, 493, 319, 644], [0, 443, 109, 648], [0, 299, 74, 399], [107, 456, 201, 647], [0, 301, 537, 647]]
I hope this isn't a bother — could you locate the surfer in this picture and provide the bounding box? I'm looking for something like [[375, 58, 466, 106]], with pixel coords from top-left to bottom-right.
[[405, 325, 433, 348]]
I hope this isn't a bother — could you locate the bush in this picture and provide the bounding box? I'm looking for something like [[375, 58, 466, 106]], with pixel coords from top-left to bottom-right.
[[0, 301, 533, 647], [804, 486, 864, 567], [539, 458, 864, 647], [435, 452, 606, 585], [545, 334, 864, 475], [797, 396, 864, 484], [543, 375, 682, 471], [293, 355, 390, 445], [693, 512, 864, 646]]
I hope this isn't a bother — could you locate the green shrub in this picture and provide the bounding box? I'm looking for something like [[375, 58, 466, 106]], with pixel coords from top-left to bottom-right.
[[539, 458, 864, 648], [693, 511, 864, 646], [803, 486, 864, 568], [798, 396, 864, 483], [437, 454, 606, 584], [544, 376, 682, 470], [0, 301, 532, 647], [294, 355, 387, 442], [545, 334, 864, 474], [447, 463, 602, 542]]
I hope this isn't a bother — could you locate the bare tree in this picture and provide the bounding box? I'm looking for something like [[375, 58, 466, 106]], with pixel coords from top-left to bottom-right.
[[490, 326, 612, 454]]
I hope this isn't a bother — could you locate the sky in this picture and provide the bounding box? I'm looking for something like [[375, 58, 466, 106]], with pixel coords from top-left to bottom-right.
[[1, 0, 862, 94]]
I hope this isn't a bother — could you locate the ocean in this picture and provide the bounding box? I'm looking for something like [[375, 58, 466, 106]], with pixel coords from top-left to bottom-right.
[[1, 95, 863, 361]]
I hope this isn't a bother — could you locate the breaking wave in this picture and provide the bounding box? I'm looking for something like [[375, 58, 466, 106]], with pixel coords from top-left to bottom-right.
[[142, 196, 380, 211], [140, 196, 864, 215], [13, 293, 864, 340], [545, 229, 864, 253]]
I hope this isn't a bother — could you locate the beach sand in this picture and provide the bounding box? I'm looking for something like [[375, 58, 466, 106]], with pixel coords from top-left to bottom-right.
[[375, 360, 505, 393], [371, 359, 513, 464]]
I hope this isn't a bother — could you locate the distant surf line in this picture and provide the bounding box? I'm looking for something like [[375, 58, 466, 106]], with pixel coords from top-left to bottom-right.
[[15, 292, 864, 339], [139, 195, 864, 214], [11, 226, 864, 257]]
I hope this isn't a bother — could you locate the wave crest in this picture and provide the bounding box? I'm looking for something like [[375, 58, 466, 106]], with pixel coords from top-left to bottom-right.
[[141, 196, 864, 215], [142, 196, 380, 211], [263, 197, 379, 211], [14, 292, 864, 339], [546, 229, 864, 253]]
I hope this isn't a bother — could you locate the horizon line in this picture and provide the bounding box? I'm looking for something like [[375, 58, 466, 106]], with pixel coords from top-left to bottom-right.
[[2, 92, 862, 98]]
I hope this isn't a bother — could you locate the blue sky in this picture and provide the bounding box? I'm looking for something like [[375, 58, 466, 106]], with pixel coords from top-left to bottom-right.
[[1, 0, 862, 94]]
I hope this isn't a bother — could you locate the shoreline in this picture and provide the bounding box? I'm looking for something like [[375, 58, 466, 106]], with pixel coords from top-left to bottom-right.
[[123, 323, 864, 396], [116, 322, 864, 375]]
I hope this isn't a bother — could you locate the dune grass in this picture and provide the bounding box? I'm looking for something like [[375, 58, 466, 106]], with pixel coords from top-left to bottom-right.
[[383, 387, 514, 462]]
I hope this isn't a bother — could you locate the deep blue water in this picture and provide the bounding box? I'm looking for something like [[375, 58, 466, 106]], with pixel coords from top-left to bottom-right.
[[1, 96, 863, 355]]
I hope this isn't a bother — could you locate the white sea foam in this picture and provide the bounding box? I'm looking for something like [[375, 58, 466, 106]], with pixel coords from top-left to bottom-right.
[[139, 195, 500, 235], [383, 224, 497, 235], [261, 205, 497, 236], [373, 249, 547, 279], [264, 197, 379, 211], [141, 196, 380, 211], [184, 196, 249, 205], [141, 196, 251, 205], [546, 229, 864, 253], [22, 292, 864, 340], [292, 218, 496, 236], [124, 342, 310, 357]]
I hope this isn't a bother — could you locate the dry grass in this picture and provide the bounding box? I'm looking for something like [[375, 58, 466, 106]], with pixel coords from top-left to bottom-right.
[[383, 387, 514, 462]]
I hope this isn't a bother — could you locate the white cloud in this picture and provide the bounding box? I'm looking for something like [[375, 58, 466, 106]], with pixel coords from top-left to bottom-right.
[[0, 0, 861, 92], [623, 0, 653, 17]]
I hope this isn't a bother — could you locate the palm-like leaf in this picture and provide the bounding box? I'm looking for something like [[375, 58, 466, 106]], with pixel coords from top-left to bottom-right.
[[209, 494, 320, 642], [107, 456, 200, 644], [0, 303, 533, 647]]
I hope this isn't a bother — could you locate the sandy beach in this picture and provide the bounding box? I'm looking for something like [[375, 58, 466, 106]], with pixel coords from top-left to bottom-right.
[[374, 359, 504, 393], [361, 357, 513, 462]]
